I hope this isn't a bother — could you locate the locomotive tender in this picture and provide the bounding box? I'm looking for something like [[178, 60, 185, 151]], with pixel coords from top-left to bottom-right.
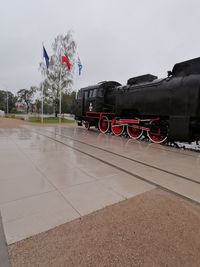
[[75, 57, 200, 143]]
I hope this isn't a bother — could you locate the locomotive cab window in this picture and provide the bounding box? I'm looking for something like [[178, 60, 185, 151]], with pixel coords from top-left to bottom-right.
[[98, 88, 105, 97], [89, 89, 98, 98]]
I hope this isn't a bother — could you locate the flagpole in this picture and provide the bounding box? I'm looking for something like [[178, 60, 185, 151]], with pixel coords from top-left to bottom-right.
[[42, 43, 50, 124], [41, 81, 44, 123], [41, 42, 44, 124], [59, 66, 62, 124], [59, 46, 62, 124], [76, 52, 83, 97], [74, 58, 78, 98]]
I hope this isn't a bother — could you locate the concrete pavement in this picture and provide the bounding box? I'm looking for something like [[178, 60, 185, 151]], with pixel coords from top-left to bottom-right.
[[0, 127, 154, 244]]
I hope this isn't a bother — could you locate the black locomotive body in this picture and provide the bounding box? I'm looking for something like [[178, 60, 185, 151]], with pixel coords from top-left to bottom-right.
[[75, 57, 200, 143]]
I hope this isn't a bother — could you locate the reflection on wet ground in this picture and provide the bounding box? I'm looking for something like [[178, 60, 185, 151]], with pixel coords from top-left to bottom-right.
[[0, 126, 155, 244], [1, 125, 200, 244]]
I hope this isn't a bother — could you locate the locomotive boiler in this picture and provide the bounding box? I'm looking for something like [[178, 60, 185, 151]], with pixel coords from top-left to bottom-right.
[[75, 57, 200, 143]]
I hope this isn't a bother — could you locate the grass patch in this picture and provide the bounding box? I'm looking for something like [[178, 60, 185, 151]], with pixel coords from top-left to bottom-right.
[[28, 117, 74, 124]]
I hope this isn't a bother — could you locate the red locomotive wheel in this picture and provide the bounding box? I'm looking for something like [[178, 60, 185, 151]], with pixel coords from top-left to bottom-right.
[[147, 123, 167, 144], [127, 125, 143, 139], [111, 118, 124, 136], [147, 130, 167, 143], [83, 121, 90, 130], [98, 116, 110, 133]]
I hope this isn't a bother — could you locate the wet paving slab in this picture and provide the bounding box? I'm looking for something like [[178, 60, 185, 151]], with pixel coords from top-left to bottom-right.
[[49, 126, 200, 182], [36, 126, 200, 203], [0, 126, 155, 244], [1, 125, 200, 245], [39, 128, 200, 187]]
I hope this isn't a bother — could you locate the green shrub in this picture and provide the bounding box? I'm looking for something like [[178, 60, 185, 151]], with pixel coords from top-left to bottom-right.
[[10, 108, 17, 113]]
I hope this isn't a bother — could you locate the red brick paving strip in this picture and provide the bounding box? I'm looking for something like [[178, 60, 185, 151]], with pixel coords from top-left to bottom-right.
[[8, 189, 200, 267]]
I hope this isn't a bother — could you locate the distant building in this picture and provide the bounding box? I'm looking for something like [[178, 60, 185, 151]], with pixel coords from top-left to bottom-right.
[[15, 102, 26, 112], [0, 110, 5, 117], [15, 102, 36, 113]]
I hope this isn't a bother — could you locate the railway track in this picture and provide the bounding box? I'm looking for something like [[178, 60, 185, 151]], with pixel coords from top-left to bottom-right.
[[34, 127, 200, 205]]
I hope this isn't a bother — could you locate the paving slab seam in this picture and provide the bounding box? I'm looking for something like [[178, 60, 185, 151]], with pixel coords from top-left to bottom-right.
[[0, 189, 55, 206], [37, 128, 200, 186], [1, 129, 126, 219], [0, 190, 67, 222], [2, 127, 199, 207], [7, 127, 145, 186], [33, 130, 200, 206], [3, 129, 67, 194], [8, 141, 122, 217], [35, 129, 200, 186], [57, 184, 127, 218], [158, 187, 200, 207], [1, 130, 82, 217], [43, 126, 200, 158]]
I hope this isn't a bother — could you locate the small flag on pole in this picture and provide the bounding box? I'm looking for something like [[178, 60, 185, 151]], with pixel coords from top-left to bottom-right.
[[43, 46, 49, 68], [61, 55, 71, 70], [77, 56, 83, 75]]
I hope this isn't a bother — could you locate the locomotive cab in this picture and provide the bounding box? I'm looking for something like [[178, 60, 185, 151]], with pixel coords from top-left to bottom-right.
[[75, 86, 105, 118], [74, 81, 121, 127], [84, 86, 105, 113]]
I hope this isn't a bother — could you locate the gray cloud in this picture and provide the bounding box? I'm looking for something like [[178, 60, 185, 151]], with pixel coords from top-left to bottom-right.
[[0, 0, 200, 93]]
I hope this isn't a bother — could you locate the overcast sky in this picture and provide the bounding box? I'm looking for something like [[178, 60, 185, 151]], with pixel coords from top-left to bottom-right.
[[0, 0, 200, 94]]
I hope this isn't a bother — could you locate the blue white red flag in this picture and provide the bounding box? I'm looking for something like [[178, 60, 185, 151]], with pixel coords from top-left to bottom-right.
[[77, 56, 83, 75], [43, 46, 49, 68]]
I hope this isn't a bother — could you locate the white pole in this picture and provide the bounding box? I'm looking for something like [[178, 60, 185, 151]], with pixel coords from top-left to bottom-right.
[[73, 57, 77, 99], [41, 82, 44, 123], [41, 42, 46, 124], [59, 67, 62, 124], [59, 45, 63, 124]]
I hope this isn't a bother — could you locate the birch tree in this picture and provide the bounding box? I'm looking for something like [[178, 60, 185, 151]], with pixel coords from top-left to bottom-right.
[[40, 31, 77, 116]]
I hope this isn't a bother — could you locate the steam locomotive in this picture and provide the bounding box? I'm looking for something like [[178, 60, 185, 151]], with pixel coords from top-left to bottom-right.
[[75, 57, 200, 143]]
